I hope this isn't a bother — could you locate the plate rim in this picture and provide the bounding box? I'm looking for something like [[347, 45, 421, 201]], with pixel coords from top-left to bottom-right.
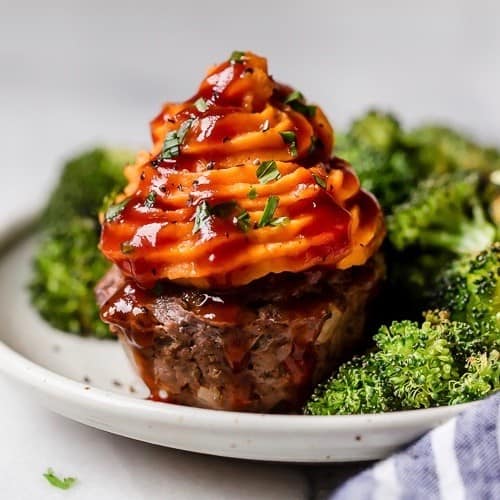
[[0, 212, 475, 433]]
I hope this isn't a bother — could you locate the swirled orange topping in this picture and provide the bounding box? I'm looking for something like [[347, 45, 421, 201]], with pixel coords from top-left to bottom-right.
[[100, 52, 385, 288]]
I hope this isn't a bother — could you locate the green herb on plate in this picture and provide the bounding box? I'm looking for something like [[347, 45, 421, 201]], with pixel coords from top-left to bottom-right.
[[194, 97, 209, 112], [235, 210, 251, 232], [280, 131, 297, 157], [248, 186, 258, 199], [229, 50, 245, 63], [256, 160, 281, 184], [161, 119, 194, 160], [43, 468, 77, 490], [284, 90, 316, 118], [258, 196, 280, 227]]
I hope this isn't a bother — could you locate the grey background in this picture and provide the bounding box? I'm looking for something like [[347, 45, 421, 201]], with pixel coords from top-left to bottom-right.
[[1, 0, 499, 215], [0, 1, 498, 498]]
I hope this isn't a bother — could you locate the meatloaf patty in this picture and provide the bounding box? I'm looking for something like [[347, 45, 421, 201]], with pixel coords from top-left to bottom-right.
[[96, 257, 384, 412]]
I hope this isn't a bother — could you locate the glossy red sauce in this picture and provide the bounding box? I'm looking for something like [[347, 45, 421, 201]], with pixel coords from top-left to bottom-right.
[[100, 52, 384, 290], [100, 267, 337, 407]]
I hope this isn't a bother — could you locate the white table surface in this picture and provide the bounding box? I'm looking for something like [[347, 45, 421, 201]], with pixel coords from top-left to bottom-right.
[[1, 1, 499, 498]]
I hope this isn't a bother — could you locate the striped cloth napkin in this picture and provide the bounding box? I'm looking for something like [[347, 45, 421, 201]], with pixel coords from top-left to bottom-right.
[[331, 393, 500, 500]]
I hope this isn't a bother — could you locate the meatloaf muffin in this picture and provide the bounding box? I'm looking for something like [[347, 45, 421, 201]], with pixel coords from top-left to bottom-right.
[[97, 51, 386, 412], [97, 257, 383, 412]]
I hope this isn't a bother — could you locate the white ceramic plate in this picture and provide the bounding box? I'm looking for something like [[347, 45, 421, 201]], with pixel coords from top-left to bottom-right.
[[0, 215, 473, 462]]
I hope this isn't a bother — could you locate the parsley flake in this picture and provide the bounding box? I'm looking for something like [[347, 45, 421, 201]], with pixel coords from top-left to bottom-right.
[[313, 174, 327, 189], [258, 195, 280, 227], [144, 191, 157, 209], [194, 97, 209, 112], [120, 241, 135, 254], [105, 197, 130, 222], [269, 216, 290, 227], [284, 90, 304, 103], [235, 210, 251, 232], [177, 119, 192, 142], [229, 50, 245, 63], [192, 201, 212, 234], [284, 91, 317, 118], [256, 160, 281, 184], [248, 186, 258, 199], [161, 119, 194, 160], [280, 131, 298, 157], [192, 200, 243, 234], [43, 468, 77, 490]]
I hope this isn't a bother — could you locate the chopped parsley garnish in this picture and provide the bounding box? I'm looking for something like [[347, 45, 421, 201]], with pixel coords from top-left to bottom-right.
[[256, 160, 281, 184], [192, 201, 212, 234], [235, 210, 251, 232], [144, 191, 156, 209], [269, 216, 290, 227], [120, 241, 135, 254], [284, 91, 317, 118], [43, 468, 77, 490], [260, 119, 270, 132], [258, 195, 280, 227], [280, 131, 298, 157], [229, 50, 245, 63], [194, 97, 209, 112], [161, 119, 193, 160], [248, 186, 258, 199], [313, 174, 327, 189], [177, 119, 192, 142], [193, 200, 252, 234], [105, 197, 130, 222], [162, 133, 181, 159], [284, 90, 303, 104]]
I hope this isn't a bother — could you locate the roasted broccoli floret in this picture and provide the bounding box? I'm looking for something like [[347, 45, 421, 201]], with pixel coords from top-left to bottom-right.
[[339, 113, 500, 215], [42, 148, 133, 229], [402, 126, 500, 235], [434, 243, 500, 346], [30, 217, 111, 337], [383, 173, 495, 321], [448, 351, 499, 405], [305, 313, 496, 415], [372, 318, 459, 409], [336, 111, 417, 211], [424, 310, 486, 365], [387, 172, 495, 254], [30, 148, 133, 337], [308, 115, 500, 416], [403, 125, 500, 176], [305, 354, 395, 415], [349, 110, 401, 154]]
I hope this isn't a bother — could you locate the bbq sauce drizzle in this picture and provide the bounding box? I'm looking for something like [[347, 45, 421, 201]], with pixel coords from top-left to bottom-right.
[[100, 52, 384, 289]]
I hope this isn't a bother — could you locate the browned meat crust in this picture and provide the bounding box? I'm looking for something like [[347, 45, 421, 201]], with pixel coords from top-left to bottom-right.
[[97, 257, 384, 413]]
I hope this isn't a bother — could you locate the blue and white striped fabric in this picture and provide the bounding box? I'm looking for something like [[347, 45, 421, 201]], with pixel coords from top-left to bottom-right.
[[332, 393, 500, 500]]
